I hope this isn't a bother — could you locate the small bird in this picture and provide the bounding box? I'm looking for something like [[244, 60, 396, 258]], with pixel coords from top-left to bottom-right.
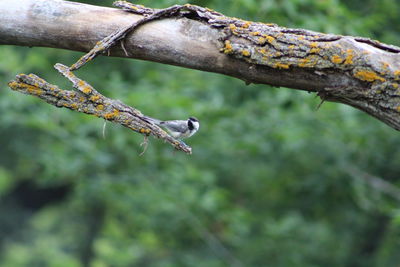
[[144, 116, 200, 140]]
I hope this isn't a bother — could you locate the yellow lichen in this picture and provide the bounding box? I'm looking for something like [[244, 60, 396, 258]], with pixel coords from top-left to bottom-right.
[[309, 48, 320, 53], [242, 21, 251, 28], [10, 81, 40, 93], [257, 37, 266, 44], [331, 55, 344, 64], [242, 50, 251, 57], [229, 24, 237, 31], [354, 70, 385, 82], [79, 96, 86, 102], [394, 70, 400, 80], [89, 95, 101, 102], [298, 58, 311, 67], [104, 109, 119, 120], [264, 35, 275, 44], [222, 40, 233, 54], [274, 63, 290, 69], [69, 103, 78, 110], [139, 128, 151, 134], [258, 48, 267, 55], [288, 45, 295, 49], [392, 83, 399, 89], [82, 86, 92, 94], [397, 106, 400, 112], [250, 31, 260, 36], [310, 42, 318, 48], [96, 104, 104, 111], [18, 83, 44, 95], [344, 49, 354, 65]]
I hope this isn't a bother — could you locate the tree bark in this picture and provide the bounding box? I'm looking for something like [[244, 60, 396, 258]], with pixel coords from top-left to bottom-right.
[[1, 0, 400, 130]]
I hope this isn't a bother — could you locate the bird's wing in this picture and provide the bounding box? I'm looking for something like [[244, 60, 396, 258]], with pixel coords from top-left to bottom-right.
[[142, 116, 162, 125], [161, 120, 188, 132]]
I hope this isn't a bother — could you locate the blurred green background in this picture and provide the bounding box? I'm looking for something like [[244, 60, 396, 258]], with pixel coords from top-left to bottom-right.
[[1, 0, 400, 266]]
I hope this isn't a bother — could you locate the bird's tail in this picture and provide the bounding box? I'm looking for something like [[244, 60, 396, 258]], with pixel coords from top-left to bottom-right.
[[142, 115, 162, 125]]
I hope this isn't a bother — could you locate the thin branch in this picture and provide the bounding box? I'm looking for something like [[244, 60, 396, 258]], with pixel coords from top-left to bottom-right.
[[345, 166, 400, 202], [70, 3, 189, 70], [7, 64, 192, 154]]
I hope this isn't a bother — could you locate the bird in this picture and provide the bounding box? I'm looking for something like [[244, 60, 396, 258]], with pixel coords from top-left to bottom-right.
[[143, 116, 200, 140]]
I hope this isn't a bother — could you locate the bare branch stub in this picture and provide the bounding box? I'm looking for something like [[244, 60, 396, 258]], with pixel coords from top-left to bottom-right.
[[7, 65, 192, 154]]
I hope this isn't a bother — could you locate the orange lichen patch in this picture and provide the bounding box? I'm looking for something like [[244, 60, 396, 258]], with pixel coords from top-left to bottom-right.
[[7, 81, 19, 90], [309, 48, 320, 53], [257, 37, 266, 44], [250, 31, 260, 36], [394, 70, 400, 79], [354, 70, 385, 82], [104, 109, 119, 120], [331, 55, 344, 64], [298, 58, 312, 67], [12, 82, 44, 95], [298, 36, 305, 40], [69, 103, 78, 110], [264, 35, 275, 44], [139, 128, 151, 134], [229, 24, 237, 31], [89, 95, 101, 102], [222, 40, 233, 54], [274, 63, 290, 69], [343, 49, 354, 65], [242, 49, 251, 57], [96, 104, 104, 111], [81, 86, 92, 94], [382, 62, 389, 69], [242, 21, 251, 28], [258, 48, 267, 55]]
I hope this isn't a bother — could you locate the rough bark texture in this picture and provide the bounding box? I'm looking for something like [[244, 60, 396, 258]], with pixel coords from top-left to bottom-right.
[[1, 0, 400, 130]]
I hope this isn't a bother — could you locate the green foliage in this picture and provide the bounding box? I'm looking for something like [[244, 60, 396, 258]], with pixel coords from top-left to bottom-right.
[[1, 0, 400, 266]]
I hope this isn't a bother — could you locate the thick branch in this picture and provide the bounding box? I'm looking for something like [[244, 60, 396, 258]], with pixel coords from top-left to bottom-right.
[[1, 0, 400, 130]]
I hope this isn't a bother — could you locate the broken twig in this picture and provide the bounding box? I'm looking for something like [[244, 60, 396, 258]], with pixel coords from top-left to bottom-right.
[[8, 64, 192, 154]]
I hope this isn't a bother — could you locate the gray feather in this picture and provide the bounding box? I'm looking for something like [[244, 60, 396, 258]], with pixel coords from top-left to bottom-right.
[[160, 120, 188, 132]]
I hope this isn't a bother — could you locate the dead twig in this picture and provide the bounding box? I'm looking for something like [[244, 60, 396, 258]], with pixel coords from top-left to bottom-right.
[[8, 64, 192, 154]]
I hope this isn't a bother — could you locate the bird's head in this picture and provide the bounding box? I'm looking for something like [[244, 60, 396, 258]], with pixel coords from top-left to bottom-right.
[[188, 117, 200, 131]]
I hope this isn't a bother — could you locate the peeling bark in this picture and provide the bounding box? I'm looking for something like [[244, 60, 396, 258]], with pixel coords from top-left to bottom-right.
[[1, 0, 400, 130]]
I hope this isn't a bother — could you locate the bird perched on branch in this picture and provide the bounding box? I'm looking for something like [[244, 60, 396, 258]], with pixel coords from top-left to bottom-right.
[[144, 116, 200, 140]]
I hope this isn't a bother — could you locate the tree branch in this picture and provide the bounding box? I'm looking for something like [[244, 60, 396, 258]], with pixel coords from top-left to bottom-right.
[[8, 64, 192, 154], [2, 0, 400, 130]]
